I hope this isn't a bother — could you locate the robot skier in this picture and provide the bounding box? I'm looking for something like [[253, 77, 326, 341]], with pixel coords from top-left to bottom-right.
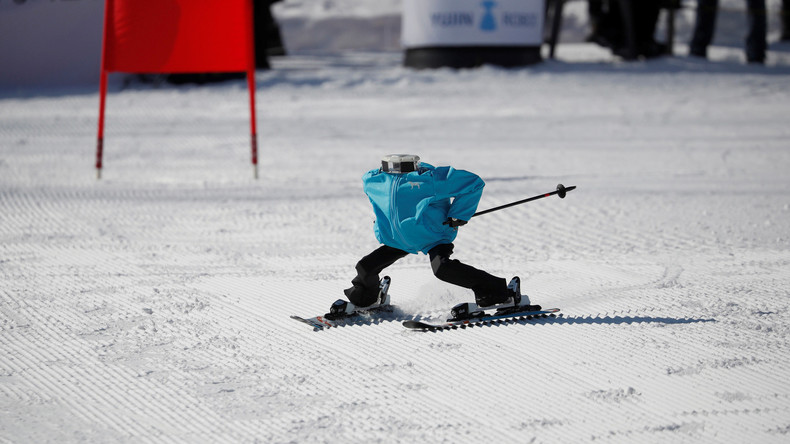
[[329, 154, 541, 321]]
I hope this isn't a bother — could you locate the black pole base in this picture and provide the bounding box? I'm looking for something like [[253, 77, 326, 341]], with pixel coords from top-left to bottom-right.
[[404, 46, 542, 69]]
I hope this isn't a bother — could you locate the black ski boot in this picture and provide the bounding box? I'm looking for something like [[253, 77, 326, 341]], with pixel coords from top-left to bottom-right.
[[495, 276, 541, 315], [450, 277, 525, 321], [507, 276, 522, 306], [327, 276, 391, 319]]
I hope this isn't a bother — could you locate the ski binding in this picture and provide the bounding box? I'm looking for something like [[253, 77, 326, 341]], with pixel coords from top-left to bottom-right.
[[290, 304, 395, 330], [291, 276, 393, 330]]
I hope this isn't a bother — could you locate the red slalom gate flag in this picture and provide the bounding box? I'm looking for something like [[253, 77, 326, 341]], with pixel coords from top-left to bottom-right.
[[96, 0, 259, 178]]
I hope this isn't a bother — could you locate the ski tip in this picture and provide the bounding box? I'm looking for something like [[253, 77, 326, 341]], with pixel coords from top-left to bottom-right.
[[290, 315, 326, 330]]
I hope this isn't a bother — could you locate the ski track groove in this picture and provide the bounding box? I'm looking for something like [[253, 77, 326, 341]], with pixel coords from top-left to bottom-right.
[[4, 181, 790, 442], [2, 183, 281, 442], [1, 289, 248, 442], [5, 185, 790, 441], [195, 274, 587, 440], [4, 328, 142, 438], [207, 278, 476, 440]]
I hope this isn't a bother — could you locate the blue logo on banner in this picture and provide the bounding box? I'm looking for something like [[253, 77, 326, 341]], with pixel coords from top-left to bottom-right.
[[480, 1, 498, 31]]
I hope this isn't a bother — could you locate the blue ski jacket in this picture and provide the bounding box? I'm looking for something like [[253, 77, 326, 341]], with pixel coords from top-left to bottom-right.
[[362, 163, 485, 254]]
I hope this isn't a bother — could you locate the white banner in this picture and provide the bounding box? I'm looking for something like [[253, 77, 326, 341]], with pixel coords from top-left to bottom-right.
[[0, 0, 104, 87], [402, 0, 544, 48]]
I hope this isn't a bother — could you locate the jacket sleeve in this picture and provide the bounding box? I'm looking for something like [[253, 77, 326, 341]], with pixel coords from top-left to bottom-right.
[[433, 166, 485, 221]]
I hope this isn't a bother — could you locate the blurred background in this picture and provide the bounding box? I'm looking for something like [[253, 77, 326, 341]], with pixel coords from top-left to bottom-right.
[[2, 0, 789, 88]]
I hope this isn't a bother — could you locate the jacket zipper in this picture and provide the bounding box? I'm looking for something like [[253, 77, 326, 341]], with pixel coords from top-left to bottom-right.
[[389, 175, 414, 251]]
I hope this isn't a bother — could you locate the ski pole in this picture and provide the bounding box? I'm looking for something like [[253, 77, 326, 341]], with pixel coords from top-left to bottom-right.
[[472, 183, 576, 218]]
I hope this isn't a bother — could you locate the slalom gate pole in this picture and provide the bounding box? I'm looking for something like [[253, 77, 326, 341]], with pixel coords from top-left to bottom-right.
[[244, 0, 259, 180], [472, 183, 576, 218]]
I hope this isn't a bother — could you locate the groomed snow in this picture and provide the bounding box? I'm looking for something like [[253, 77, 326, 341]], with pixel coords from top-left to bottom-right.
[[2, 38, 790, 444]]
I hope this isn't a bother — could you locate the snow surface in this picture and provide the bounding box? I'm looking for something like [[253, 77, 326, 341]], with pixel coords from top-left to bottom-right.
[[3, 24, 790, 444]]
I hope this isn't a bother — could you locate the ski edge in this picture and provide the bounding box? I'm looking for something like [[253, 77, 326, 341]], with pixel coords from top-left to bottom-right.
[[403, 308, 562, 331]]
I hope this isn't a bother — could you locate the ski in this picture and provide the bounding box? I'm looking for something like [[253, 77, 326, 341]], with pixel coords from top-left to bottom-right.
[[290, 304, 396, 331], [403, 307, 561, 331]]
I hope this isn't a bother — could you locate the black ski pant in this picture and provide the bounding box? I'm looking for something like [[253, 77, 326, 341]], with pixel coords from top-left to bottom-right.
[[784, 0, 790, 40], [690, 0, 767, 62], [344, 243, 508, 307]]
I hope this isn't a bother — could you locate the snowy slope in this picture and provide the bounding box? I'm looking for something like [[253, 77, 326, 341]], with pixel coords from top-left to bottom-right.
[[3, 28, 790, 444]]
